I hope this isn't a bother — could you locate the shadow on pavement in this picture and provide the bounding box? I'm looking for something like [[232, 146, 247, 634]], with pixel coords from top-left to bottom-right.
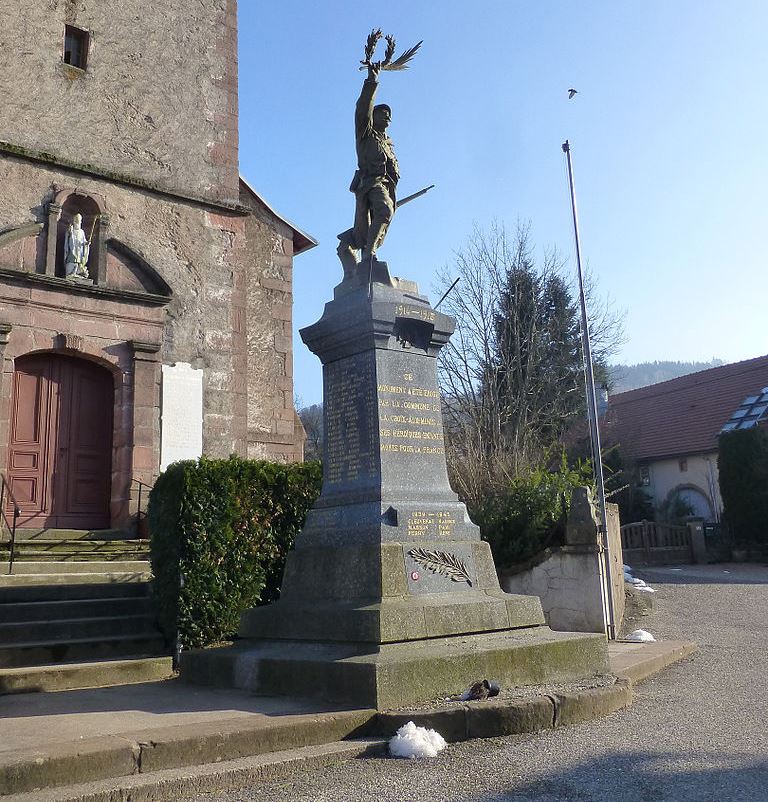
[[470, 750, 768, 802]]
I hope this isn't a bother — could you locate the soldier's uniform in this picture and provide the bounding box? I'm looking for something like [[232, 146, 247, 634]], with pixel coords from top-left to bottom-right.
[[337, 76, 399, 273]]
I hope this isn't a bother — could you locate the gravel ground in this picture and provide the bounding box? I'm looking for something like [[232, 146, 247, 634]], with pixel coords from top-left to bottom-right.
[[189, 563, 768, 802]]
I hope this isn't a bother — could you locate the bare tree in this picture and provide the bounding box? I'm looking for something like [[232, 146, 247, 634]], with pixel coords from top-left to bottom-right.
[[297, 403, 324, 461], [436, 222, 624, 508]]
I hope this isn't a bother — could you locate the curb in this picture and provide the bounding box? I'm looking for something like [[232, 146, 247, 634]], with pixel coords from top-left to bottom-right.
[[371, 677, 632, 742], [0, 710, 374, 796], [1, 740, 389, 802]]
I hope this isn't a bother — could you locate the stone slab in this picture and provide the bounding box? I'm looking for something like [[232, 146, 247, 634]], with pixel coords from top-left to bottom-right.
[[182, 627, 609, 709], [160, 362, 203, 471], [0, 657, 174, 695], [608, 639, 697, 684]]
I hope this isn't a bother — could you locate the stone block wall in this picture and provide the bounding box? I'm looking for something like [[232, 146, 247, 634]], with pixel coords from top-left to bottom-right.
[[0, 153, 305, 529], [501, 491, 625, 635], [1, 0, 239, 203]]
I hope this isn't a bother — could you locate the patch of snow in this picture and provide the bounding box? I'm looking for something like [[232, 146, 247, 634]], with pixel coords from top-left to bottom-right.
[[635, 585, 656, 593], [389, 721, 448, 759], [625, 629, 656, 642]]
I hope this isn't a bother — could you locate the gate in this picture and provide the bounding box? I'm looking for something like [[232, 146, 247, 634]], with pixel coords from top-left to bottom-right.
[[620, 520, 693, 566]]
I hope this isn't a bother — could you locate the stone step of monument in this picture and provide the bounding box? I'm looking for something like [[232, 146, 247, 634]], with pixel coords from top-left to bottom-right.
[[0, 655, 174, 695]]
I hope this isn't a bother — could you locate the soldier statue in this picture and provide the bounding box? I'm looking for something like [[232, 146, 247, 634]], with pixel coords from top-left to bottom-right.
[[337, 31, 422, 280]]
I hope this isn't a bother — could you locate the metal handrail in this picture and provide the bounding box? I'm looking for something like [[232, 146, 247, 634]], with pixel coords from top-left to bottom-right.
[[132, 478, 154, 540], [1, 473, 21, 575]]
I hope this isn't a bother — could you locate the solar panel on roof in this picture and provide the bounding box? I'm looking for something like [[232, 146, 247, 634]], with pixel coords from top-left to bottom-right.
[[721, 386, 768, 434]]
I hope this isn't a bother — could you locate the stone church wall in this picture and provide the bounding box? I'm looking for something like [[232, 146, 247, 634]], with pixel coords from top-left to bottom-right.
[[0, 0, 239, 204]]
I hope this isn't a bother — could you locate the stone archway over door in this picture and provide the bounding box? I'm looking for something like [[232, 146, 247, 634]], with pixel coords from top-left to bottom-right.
[[6, 354, 113, 529]]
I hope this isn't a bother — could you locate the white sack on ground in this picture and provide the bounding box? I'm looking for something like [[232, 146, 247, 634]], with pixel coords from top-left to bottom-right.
[[625, 629, 656, 642], [389, 721, 447, 758]]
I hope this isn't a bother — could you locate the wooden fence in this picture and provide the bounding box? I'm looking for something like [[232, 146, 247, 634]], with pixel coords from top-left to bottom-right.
[[620, 520, 693, 566]]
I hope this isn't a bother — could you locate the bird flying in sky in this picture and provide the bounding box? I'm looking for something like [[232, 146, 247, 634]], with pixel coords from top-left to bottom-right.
[[568, 88, 578, 99]]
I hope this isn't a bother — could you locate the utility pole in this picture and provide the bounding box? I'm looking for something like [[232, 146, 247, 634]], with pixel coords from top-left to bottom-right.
[[562, 139, 617, 640]]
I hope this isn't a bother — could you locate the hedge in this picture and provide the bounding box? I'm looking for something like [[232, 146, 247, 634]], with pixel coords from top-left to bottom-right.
[[148, 456, 322, 649], [470, 452, 593, 569], [718, 428, 768, 547]]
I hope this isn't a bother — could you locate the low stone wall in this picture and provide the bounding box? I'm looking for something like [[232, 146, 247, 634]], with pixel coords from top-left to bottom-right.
[[501, 490, 625, 635]]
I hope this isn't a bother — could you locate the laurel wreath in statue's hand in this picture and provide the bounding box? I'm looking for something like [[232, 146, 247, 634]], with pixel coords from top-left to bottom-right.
[[359, 28, 422, 71]]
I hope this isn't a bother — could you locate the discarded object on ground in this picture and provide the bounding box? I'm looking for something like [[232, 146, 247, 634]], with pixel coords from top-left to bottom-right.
[[389, 721, 447, 758], [452, 679, 501, 701], [625, 629, 656, 643]]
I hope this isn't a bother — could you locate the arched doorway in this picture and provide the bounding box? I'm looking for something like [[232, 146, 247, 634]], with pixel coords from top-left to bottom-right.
[[6, 353, 114, 529]]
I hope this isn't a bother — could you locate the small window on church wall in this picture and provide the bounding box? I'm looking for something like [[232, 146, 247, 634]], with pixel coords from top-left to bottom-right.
[[63, 26, 89, 70]]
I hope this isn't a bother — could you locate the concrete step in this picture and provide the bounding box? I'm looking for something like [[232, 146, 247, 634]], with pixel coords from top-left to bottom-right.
[[0, 656, 174, 695], [0, 571, 153, 587], [0, 581, 152, 603], [0, 633, 168, 668], [5, 551, 150, 562], [0, 614, 158, 644], [0, 595, 152, 623], [2, 538, 149, 553], [1, 560, 151, 574], [9, 528, 133, 541], [0, 739, 388, 800]]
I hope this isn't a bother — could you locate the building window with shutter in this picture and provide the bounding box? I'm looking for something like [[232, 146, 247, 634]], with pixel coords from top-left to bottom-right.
[[63, 25, 89, 71]]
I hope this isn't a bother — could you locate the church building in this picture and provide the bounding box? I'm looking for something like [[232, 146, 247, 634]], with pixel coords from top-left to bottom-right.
[[0, 1, 314, 533]]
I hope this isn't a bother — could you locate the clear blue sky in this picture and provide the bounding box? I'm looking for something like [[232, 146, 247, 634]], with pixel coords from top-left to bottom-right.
[[237, 1, 768, 405]]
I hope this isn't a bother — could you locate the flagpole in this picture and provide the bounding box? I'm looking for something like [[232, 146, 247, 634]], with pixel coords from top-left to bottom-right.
[[562, 139, 616, 640]]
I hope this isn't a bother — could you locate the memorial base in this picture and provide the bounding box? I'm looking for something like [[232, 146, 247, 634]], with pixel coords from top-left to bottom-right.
[[181, 628, 609, 710], [180, 274, 610, 710]]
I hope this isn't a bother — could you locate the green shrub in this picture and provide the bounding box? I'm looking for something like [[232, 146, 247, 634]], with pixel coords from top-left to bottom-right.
[[718, 428, 768, 547], [470, 451, 593, 569], [148, 456, 322, 648]]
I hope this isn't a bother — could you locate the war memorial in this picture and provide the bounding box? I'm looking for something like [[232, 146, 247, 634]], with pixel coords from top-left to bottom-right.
[[182, 32, 609, 709]]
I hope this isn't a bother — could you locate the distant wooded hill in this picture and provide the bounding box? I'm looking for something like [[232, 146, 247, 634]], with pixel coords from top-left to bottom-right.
[[608, 359, 724, 393]]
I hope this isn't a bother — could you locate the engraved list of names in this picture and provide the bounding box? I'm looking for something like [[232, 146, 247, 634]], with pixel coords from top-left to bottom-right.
[[323, 351, 377, 486]]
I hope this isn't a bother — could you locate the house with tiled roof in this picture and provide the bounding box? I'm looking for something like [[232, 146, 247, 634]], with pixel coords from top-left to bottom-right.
[[605, 355, 768, 522]]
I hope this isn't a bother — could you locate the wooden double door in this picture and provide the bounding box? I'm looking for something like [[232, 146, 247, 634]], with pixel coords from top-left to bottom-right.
[[6, 354, 113, 529]]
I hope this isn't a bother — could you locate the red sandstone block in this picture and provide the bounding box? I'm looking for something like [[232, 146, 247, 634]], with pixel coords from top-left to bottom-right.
[[261, 277, 291, 293], [132, 446, 156, 471], [270, 303, 292, 322], [207, 212, 246, 235], [132, 382, 159, 408], [274, 334, 291, 354], [282, 238, 294, 257], [0, 285, 31, 302]]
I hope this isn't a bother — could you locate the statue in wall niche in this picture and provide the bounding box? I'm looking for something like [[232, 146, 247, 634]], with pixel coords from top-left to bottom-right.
[[64, 213, 92, 278], [336, 30, 423, 279]]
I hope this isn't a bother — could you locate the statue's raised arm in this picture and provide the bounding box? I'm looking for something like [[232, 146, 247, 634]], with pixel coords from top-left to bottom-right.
[[336, 30, 422, 281]]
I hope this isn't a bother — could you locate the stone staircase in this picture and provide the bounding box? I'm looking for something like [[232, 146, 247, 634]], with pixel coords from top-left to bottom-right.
[[0, 529, 173, 693]]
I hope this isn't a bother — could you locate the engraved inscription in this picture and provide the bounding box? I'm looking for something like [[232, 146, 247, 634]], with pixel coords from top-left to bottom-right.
[[376, 369, 445, 457], [407, 510, 457, 537], [324, 353, 377, 484], [395, 303, 436, 323]]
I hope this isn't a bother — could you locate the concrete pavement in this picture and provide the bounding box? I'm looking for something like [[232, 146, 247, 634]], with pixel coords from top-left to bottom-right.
[[0, 578, 698, 800]]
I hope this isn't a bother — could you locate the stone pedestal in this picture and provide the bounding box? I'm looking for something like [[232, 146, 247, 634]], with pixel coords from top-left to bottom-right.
[[181, 271, 608, 709]]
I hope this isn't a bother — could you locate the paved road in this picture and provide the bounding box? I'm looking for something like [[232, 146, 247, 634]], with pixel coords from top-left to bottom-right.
[[192, 564, 768, 802]]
